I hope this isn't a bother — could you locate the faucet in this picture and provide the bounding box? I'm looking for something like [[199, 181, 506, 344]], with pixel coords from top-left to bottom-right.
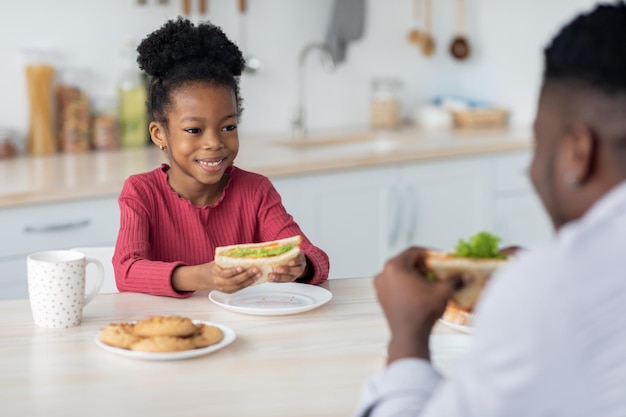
[[291, 43, 335, 138]]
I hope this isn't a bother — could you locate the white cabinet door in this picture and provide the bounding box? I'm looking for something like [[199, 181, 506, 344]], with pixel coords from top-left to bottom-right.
[[0, 258, 28, 300], [494, 193, 553, 248], [270, 176, 301, 223], [399, 157, 492, 252], [293, 166, 397, 279], [0, 197, 120, 259], [490, 150, 554, 247], [0, 197, 120, 299]]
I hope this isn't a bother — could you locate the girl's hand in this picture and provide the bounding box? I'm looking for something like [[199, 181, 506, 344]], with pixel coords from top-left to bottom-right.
[[206, 261, 261, 293], [268, 253, 307, 283]]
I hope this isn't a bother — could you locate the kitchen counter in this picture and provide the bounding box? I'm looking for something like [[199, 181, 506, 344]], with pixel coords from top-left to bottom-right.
[[0, 127, 532, 208]]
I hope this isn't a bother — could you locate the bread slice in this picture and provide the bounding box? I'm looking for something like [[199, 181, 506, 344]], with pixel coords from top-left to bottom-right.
[[442, 302, 475, 327], [214, 235, 302, 286], [425, 250, 507, 311]]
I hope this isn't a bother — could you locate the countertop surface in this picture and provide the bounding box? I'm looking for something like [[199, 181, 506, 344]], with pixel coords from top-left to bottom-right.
[[0, 127, 532, 208]]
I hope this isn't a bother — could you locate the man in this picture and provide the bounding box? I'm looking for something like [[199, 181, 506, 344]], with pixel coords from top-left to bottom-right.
[[354, 3, 626, 416]]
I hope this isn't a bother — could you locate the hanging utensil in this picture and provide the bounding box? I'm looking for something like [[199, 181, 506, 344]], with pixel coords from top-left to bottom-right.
[[450, 0, 471, 60], [238, 0, 262, 74], [199, 0, 208, 14], [182, 0, 191, 15], [407, 0, 422, 46], [420, 0, 435, 57]]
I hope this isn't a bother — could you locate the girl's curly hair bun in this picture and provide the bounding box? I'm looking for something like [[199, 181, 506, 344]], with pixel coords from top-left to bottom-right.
[[137, 17, 244, 79]]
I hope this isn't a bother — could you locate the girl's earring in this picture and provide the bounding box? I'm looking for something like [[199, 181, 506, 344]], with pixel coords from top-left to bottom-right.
[[159, 145, 165, 150]]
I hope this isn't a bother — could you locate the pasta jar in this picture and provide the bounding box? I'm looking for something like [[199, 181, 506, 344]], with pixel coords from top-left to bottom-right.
[[91, 97, 120, 151], [370, 78, 403, 130], [23, 49, 57, 155], [56, 68, 91, 153]]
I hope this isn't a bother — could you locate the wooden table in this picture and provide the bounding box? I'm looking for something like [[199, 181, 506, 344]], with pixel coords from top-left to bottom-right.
[[0, 277, 463, 417]]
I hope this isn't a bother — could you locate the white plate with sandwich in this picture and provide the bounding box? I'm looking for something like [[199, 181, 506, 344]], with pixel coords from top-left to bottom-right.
[[210, 235, 333, 315], [425, 231, 514, 336]]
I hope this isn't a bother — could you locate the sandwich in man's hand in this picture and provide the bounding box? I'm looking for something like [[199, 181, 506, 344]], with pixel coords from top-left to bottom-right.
[[424, 231, 511, 326], [214, 235, 302, 286]]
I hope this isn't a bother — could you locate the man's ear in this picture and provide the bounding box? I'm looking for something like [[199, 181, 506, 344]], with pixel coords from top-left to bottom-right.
[[149, 121, 166, 148], [561, 123, 598, 186]]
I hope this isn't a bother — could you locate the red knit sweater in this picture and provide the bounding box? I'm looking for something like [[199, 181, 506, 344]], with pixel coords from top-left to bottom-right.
[[112, 164, 330, 297]]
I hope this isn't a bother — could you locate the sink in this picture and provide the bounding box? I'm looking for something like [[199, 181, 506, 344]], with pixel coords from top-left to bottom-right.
[[274, 132, 423, 155], [273, 132, 423, 154], [273, 132, 377, 149]]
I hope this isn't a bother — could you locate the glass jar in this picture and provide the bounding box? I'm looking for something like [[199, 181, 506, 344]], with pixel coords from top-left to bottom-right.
[[0, 129, 18, 159], [91, 97, 120, 151], [56, 68, 91, 153], [117, 37, 148, 148], [23, 49, 57, 155], [370, 78, 403, 130]]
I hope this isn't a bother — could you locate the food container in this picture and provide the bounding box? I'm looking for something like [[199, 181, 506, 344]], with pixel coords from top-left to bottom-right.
[[0, 129, 18, 159], [117, 37, 148, 148], [451, 108, 509, 129], [91, 97, 120, 151], [370, 78, 403, 130], [56, 68, 91, 153], [23, 49, 57, 155]]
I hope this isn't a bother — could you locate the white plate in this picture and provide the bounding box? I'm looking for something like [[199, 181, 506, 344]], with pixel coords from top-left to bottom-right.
[[430, 333, 472, 377], [208, 282, 333, 316], [94, 320, 236, 361], [438, 318, 473, 334]]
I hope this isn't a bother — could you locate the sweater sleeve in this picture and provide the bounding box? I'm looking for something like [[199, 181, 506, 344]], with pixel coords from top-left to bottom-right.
[[112, 177, 193, 298], [255, 177, 330, 285]]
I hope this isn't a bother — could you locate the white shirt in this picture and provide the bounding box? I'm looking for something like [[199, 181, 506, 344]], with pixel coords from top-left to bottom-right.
[[354, 180, 626, 417]]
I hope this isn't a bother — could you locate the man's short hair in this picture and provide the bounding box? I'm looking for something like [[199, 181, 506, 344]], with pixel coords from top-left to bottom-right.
[[544, 2, 626, 95]]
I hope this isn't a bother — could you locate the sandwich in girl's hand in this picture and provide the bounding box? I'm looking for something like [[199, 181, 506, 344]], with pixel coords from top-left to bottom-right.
[[214, 235, 303, 286], [425, 232, 512, 326]]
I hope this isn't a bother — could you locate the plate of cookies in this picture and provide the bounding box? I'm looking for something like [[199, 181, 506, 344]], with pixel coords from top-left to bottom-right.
[[95, 315, 236, 360]]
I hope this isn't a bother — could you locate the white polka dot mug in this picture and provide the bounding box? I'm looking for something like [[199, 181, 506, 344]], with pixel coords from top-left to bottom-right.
[[27, 250, 104, 328]]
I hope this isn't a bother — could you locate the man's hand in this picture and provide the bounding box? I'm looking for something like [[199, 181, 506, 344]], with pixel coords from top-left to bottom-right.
[[374, 247, 465, 364]]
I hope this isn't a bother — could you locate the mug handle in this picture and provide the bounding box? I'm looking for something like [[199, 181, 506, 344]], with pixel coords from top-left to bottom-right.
[[84, 258, 104, 306]]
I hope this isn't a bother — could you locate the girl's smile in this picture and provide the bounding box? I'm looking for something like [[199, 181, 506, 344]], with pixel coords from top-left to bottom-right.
[[197, 157, 227, 171]]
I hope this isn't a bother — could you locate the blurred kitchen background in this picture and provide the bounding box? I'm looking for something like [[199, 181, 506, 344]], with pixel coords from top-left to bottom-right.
[[0, 0, 604, 152], [1, 0, 610, 299]]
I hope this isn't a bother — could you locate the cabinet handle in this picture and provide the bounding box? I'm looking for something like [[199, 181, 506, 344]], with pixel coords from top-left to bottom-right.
[[405, 185, 418, 245], [388, 186, 403, 247], [24, 219, 91, 234]]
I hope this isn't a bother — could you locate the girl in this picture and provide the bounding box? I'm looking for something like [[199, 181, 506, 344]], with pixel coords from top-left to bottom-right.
[[112, 18, 329, 298]]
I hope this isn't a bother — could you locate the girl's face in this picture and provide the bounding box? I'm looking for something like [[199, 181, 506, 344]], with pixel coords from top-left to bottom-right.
[[150, 82, 239, 205]]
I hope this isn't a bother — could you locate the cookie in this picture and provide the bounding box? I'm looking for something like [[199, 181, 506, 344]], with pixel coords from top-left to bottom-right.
[[133, 315, 198, 338], [99, 323, 141, 349], [130, 336, 196, 353], [192, 323, 224, 348]]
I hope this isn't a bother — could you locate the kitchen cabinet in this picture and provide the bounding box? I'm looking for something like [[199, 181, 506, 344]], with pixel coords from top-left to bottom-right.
[[395, 156, 492, 253], [0, 197, 119, 299], [490, 151, 553, 247], [290, 157, 493, 278], [282, 166, 396, 279], [271, 150, 552, 279]]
